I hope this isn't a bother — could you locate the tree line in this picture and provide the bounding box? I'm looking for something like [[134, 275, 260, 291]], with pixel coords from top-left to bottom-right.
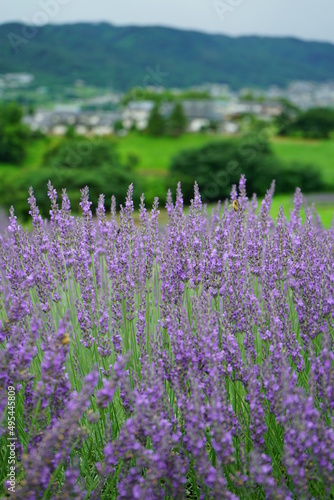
[[146, 102, 188, 137]]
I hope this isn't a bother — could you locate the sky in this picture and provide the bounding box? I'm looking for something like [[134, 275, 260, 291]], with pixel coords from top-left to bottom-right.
[[1, 0, 334, 44]]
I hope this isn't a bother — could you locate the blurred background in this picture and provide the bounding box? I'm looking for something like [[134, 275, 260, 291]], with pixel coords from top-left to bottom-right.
[[1, 0, 334, 225]]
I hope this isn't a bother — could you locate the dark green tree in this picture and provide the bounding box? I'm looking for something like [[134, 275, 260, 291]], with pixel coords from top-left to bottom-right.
[[0, 102, 30, 164], [169, 135, 324, 203], [277, 98, 300, 115], [1, 102, 23, 125], [65, 125, 77, 139], [166, 102, 187, 137], [278, 107, 334, 139], [2, 138, 143, 219], [113, 119, 124, 133], [147, 103, 165, 137], [43, 138, 120, 170]]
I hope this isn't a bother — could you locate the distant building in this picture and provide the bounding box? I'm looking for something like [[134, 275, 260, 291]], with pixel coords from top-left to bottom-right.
[[122, 99, 224, 132], [53, 104, 81, 114], [286, 80, 334, 109], [261, 102, 283, 117], [221, 121, 239, 134], [188, 118, 210, 132], [0, 72, 34, 88], [222, 100, 283, 120], [51, 125, 67, 136], [23, 108, 121, 135], [122, 101, 154, 130], [182, 99, 220, 121], [75, 125, 88, 135], [90, 125, 113, 136]]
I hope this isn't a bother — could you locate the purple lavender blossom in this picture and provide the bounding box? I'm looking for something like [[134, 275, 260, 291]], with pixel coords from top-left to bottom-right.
[[0, 179, 334, 499]]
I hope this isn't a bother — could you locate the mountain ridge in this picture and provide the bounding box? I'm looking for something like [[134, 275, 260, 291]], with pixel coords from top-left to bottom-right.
[[1, 22, 334, 90]]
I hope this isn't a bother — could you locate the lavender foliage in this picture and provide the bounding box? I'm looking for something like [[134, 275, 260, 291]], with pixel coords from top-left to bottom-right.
[[0, 178, 334, 499]]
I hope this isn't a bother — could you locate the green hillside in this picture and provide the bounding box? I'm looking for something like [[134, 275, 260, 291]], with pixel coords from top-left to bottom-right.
[[1, 22, 334, 90]]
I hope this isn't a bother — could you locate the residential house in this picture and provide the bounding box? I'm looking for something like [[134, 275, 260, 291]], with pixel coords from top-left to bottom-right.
[[122, 101, 154, 130], [23, 108, 121, 135], [182, 100, 222, 131]]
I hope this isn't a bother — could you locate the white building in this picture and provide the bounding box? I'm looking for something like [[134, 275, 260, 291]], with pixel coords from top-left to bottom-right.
[[122, 101, 154, 130]]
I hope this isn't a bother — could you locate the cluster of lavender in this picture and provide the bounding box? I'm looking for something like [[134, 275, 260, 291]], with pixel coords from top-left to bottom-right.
[[0, 177, 334, 499]]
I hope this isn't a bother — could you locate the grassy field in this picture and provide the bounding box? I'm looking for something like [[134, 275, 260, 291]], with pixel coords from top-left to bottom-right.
[[131, 195, 334, 230], [115, 132, 334, 189], [271, 136, 334, 187], [115, 133, 334, 228], [115, 133, 222, 176], [2, 132, 333, 182], [268, 193, 334, 229], [1, 133, 334, 227]]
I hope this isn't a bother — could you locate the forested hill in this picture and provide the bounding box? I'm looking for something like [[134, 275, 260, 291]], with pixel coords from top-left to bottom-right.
[[1, 22, 334, 90]]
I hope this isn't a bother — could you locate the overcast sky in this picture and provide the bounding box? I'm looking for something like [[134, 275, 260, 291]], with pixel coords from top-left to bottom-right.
[[1, 0, 334, 44]]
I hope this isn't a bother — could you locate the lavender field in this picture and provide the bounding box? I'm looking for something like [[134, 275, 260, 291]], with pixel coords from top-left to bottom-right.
[[0, 177, 334, 499]]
